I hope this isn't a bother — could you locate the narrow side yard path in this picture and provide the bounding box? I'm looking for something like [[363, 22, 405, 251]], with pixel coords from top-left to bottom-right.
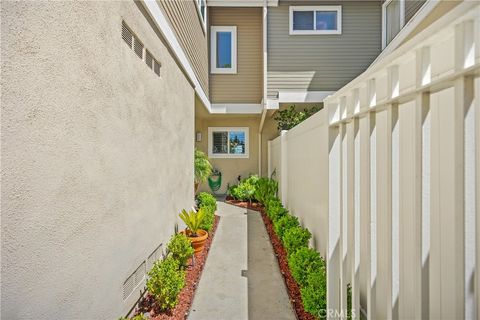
[[189, 202, 295, 320]]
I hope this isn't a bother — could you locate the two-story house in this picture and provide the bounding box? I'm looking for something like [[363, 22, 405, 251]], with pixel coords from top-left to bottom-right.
[[1, 0, 464, 319]]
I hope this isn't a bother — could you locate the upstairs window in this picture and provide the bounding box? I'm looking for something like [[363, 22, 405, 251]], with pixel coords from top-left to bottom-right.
[[208, 127, 249, 158], [289, 6, 342, 35], [196, 0, 207, 28], [383, 0, 405, 48], [211, 26, 237, 74]]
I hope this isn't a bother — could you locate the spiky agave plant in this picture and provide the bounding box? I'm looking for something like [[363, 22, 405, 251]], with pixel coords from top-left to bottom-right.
[[194, 148, 212, 192]]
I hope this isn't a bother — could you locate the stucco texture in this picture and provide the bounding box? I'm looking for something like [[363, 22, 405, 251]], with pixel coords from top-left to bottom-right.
[[1, 1, 194, 319]]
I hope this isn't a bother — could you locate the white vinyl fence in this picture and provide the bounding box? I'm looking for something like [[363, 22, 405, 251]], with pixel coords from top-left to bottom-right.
[[268, 2, 480, 319]]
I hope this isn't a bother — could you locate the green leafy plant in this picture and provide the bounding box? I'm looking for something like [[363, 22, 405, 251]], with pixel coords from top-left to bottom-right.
[[274, 214, 299, 240], [146, 257, 185, 311], [194, 149, 213, 191], [266, 199, 287, 222], [347, 283, 352, 320], [282, 226, 312, 254], [301, 267, 327, 319], [288, 247, 324, 287], [167, 233, 194, 268], [233, 175, 259, 203], [274, 105, 321, 131], [179, 208, 206, 236], [197, 192, 216, 231], [254, 178, 278, 204], [118, 314, 147, 320]]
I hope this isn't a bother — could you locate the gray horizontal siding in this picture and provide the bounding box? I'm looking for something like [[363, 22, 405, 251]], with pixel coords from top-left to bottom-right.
[[405, 0, 426, 22], [268, 1, 382, 95]]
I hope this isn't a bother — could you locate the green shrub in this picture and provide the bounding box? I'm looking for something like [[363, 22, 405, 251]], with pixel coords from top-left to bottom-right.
[[118, 315, 147, 320], [274, 214, 299, 240], [301, 267, 327, 319], [282, 226, 311, 254], [288, 247, 324, 287], [234, 175, 259, 202], [197, 192, 217, 210], [197, 192, 216, 231], [254, 178, 278, 204], [167, 233, 194, 268], [266, 200, 287, 222], [274, 105, 321, 131], [199, 205, 215, 231], [146, 257, 185, 311]]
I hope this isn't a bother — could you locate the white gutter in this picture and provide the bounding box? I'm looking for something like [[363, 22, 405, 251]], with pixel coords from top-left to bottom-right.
[[258, 0, 268, 176], [141, 0, 211, 111]]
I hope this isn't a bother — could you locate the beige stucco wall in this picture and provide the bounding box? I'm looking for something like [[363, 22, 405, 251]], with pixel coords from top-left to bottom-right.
[[1, 1, 194, 319]]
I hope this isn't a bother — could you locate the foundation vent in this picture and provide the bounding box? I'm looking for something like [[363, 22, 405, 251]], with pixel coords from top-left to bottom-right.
[[147, 244, 163, 270], [122, 21, 133, 49], [122, 261, 146, 300]]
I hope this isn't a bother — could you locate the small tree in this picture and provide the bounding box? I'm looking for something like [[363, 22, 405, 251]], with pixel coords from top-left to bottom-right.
[[194, 149, 212, 193]]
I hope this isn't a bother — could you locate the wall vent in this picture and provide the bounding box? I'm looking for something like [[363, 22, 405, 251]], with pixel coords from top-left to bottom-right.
[[153, 60, 161, 77], [134, 37, 144, 59], [122, 261, 146, 300], [147, 244, 163, 271], [122, 21, 133, 49], [145, 50, 153, 69]]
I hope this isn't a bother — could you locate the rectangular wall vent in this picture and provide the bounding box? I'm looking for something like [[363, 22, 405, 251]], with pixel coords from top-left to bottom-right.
[[134, 37, 144, 59], [122, 21, 133, 49], [145, 50, 153, 69], [153, 60, 161, 77], [147, 244, 163, 271]]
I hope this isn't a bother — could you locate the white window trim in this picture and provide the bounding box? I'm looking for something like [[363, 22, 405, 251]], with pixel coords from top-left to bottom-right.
[[289, 6, 342, 35], [195, 0, 207, 33], [208, 127, 249, 159], [382, 0, 406, 49], [210, 26, 237, 74]]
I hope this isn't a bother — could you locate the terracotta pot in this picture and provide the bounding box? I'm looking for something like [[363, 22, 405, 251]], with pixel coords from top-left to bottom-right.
[[181, 229, 208, 254]]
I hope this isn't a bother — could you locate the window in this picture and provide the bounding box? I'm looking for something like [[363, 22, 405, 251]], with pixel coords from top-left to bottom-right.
[[196, 0, 207, 29], [289, 6, 342, 35], [382, 0, 405, 48], [211, 26, 237, 74], [208, 127, 249, 158]]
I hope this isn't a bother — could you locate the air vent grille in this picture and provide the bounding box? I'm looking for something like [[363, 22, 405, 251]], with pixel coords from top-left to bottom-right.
[[134, 37, 143, 59], [122, 21, 133, 48], [147, 244, 163, 270], [122, 273, 136, 300], [153, 59, 161, 77], [145, 50, 153, 69]]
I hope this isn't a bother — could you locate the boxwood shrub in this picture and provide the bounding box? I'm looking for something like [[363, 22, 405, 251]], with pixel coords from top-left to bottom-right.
[[167, 233, 194, 268], [197, 192, 216, 231], [146, 257, 185, 311], [282, 226, 311, 255], [300, 267, 327, 319], [288, 247, 324, 287], [274, 214, 299, 240]]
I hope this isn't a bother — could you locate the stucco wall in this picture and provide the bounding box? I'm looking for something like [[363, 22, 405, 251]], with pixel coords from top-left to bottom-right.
[[1, 1, 194, 319]]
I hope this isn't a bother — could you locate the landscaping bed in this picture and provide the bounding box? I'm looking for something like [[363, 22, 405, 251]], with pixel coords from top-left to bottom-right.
[[135, 215, 220, 320]]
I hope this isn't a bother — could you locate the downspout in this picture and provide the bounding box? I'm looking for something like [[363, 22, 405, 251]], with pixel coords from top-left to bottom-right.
[[258, 0, 268, 176]]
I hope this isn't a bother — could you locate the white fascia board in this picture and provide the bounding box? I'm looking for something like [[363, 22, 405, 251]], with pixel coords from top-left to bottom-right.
[[278, 91, 335, 103], [207, 0, 278, 7], [141, 0, 211, 111], [210, 103, 263, 114]]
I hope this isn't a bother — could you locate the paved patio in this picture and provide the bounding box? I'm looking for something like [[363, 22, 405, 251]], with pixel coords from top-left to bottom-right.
[[188, 202, 295, 320]]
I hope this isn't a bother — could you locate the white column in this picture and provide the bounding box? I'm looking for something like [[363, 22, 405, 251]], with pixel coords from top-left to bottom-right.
[[280, 130, 288, 205]]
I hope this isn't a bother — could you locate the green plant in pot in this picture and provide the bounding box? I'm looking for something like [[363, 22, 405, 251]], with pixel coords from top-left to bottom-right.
[[194, 148, 213, 194], [179, 208, 208, 254]]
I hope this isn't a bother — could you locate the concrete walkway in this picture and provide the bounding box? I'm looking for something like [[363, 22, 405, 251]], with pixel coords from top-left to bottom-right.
[[189, 202, 295, 320]]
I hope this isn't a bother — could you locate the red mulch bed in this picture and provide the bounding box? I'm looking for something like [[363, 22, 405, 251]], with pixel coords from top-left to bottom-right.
[[134, 215, 220, 320], [226, 201, 315, 320]]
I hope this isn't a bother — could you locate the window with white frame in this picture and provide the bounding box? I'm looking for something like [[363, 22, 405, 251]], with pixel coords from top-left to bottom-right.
[[289, 6, 342, 35], [196, 0, 207, 29], [382, 0, 405, 48], [211, 26, 237, 74], [208, 127, 249, 158]]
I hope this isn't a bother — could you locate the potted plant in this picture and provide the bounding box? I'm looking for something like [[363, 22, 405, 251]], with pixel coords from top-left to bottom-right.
[[194, 148, 212, 194], [179, 208, 208, 254]]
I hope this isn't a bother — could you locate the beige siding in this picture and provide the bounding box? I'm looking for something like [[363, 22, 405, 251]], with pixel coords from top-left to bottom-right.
[[405, 0, 426, 22], [158, 0, 209, 95], [209, 7, 263, 104], [268, 1, 382, 96]]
